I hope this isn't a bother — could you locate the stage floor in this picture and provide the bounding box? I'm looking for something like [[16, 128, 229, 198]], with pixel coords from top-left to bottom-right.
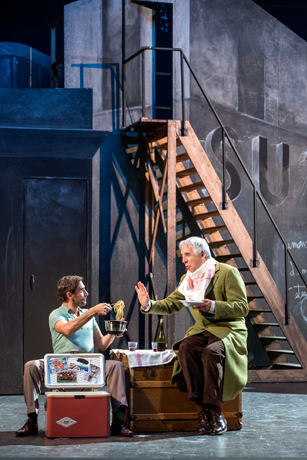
[[1, 383, 307, 459]]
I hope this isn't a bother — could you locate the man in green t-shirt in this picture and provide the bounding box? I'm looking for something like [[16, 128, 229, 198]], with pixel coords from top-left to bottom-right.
[[16, 275, 133, 438]]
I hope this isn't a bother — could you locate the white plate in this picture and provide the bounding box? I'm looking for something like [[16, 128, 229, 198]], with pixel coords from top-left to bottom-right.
[[179, 300, 204, 308]]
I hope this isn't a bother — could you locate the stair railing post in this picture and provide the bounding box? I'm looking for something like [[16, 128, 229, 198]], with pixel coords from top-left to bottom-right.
[[142, 49, 145, 118], [251, 187, 260, 268], [220, 128, 229, 210], [167, 120, 177, 347], [122, 62, 126, 128], [180, 51, 188, 136], [284, 249, 290, 325]]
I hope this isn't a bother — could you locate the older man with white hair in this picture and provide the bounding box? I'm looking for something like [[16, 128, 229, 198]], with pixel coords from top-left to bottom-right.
[[136, 236, 248, 436]]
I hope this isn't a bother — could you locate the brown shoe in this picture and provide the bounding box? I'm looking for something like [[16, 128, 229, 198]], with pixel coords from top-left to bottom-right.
[[197, 410, 211, 435], [211, 412, 227, 435], [111, 419, 133, 437], [16, 418, 38, 437]]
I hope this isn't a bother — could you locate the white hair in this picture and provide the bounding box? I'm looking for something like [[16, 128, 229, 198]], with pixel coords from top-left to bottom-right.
[[179, 236, 211, 259]]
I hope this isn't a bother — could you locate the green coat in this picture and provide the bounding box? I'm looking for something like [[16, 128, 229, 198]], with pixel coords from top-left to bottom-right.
[[142, 263, 248, 401]]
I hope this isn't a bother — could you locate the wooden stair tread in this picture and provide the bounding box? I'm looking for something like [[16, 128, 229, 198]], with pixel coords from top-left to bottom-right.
[[215, 254, 242, 262], [208, 239, 235, 249], [186, 196, 212, 206], [123, 118, 167, 134], [194, 210, 220, 220], [176, 152, 189, 163], [178, 182, 205, 193], [201, 225, 227, 235], [155, 137, 181, 150], [176, 167, 198, 178], [126, 146, 138, 154]]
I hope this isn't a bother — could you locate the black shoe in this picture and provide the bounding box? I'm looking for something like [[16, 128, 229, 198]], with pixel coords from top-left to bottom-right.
[[16, 418, 38, 437], [197, 410, 211, 435], [111, 419, 133, 437], [211, 412, 227, 435]]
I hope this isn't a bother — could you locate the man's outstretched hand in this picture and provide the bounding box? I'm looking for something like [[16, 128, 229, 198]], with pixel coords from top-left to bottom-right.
[[135, 282, 150, 309]]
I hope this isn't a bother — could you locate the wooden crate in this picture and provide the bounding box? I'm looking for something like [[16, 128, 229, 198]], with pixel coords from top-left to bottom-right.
[[113, 352, 243, 433]]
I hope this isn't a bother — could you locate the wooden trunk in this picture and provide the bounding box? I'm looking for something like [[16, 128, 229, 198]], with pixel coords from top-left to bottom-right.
[[113, 352, 243, 433]]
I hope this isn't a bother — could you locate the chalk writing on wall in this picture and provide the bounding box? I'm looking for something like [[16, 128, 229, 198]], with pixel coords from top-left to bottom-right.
[[288, 241, 307, 250], [289, 260, 307, 277], [288, 285, 307, 300]]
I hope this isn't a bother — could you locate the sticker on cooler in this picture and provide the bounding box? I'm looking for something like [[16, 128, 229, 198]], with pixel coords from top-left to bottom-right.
[[56, 417, 78, 428]]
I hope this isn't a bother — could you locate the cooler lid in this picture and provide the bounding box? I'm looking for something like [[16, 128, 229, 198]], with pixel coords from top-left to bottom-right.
[[44, 353, 105, 389], [45, 391, 110, 397]]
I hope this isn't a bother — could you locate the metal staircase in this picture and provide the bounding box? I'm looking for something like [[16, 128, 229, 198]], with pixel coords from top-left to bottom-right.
[[121, 46, 307, 382], [122, 117, 307, 382]]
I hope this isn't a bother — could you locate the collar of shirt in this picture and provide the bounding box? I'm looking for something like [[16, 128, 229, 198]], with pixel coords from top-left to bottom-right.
[[59, 303, 83, 316]]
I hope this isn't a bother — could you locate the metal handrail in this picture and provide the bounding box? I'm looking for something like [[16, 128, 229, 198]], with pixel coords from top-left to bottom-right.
[[122, 46, 307, 323]]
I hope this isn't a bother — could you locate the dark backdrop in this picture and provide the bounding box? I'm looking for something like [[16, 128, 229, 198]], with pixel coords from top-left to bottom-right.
[[0, 0, 307, 61]]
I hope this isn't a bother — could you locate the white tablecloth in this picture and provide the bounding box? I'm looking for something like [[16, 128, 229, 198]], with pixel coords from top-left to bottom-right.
[[110, 348, 176, 368]]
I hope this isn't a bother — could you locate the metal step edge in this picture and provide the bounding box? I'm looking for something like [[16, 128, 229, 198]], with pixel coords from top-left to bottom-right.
[[260, 336, 287, 341], [271, 363, 302, 369], [267, 349, 295, 354], [252, 322, 280, 327]]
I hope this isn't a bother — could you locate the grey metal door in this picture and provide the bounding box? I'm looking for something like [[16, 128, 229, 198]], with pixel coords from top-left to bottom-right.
[[23, 178, 88, 363]]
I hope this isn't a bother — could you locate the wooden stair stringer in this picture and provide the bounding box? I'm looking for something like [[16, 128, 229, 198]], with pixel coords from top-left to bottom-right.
[[176, 120, 307, 370], [248, 369, 307, 383]]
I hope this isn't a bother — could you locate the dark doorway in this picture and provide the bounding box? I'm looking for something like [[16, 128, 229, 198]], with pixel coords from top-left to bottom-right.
[[154, 2, 173, 120], [23, 178, 88, 363]]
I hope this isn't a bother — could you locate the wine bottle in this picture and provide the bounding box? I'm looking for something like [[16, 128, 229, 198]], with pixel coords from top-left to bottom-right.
[[158, 318, 166, 351]]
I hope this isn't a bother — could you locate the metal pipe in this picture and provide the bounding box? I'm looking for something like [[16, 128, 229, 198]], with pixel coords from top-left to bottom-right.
[[284, 249, 289, 325], [221, 129, 226, 208], [122, 63, 125, 128], [123, 46, 183, 65], [180, 51, 187, 135], [253, 188, 258, 264], [121, 0, 126, 128], [142, 50, 145, 117], [50, 27, 56, 88]]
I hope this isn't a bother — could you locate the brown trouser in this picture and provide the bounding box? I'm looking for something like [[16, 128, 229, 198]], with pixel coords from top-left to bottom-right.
[[178, 331, 225, 406], [23, 359, 128, 415]]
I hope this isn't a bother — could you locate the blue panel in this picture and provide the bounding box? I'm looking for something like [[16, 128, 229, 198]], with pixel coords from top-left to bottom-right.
[[0, 89, 93, 129]]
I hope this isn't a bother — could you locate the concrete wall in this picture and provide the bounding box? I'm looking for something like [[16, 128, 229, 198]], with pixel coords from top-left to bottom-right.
[[64, 0, 307, 344], [64, 0, 190, 130], [189, 0, 307, 338], [64, 0, 151, 130], [0, 89, 107, 393]]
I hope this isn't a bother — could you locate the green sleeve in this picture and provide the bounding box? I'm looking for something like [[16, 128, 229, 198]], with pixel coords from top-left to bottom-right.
[[214, 268, 249, 319]]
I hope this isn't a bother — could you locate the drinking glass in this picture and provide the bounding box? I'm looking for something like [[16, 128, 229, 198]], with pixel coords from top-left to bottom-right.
[[128, 341, 138, 351]]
